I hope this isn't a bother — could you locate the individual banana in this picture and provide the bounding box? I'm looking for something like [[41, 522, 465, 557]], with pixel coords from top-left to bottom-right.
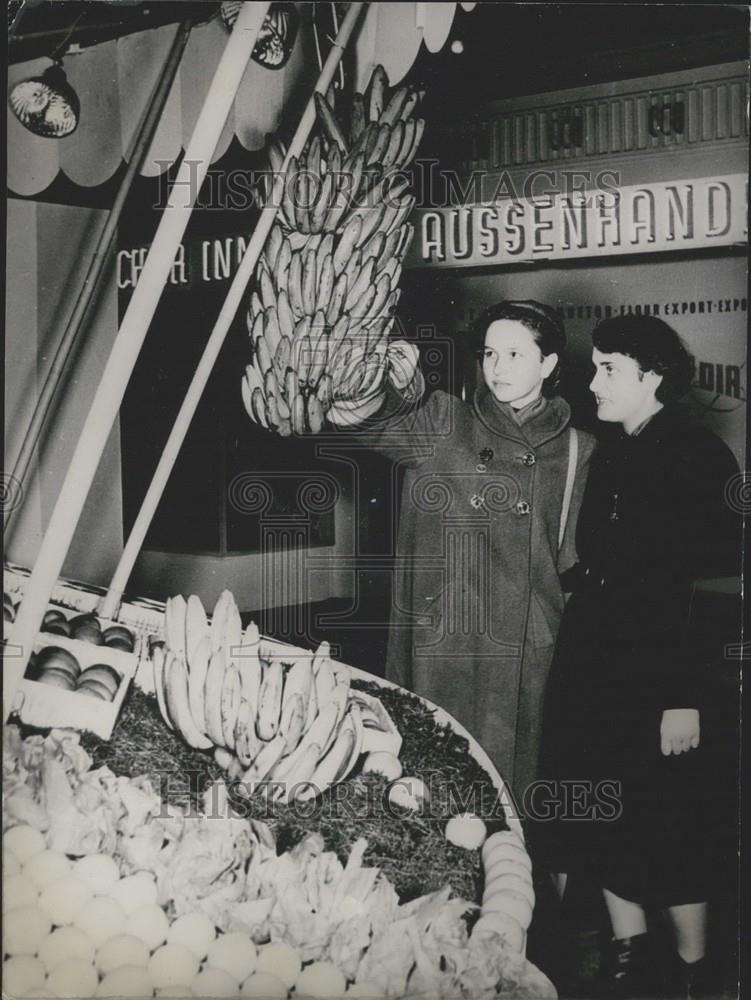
[[165, 654, 213, 750], [288, 251, 305, 317], [275, 238, 292, 293], [266, 740, 321, 803], [152, 645, 173, 731], [326, 272, 348, 327], [296, 332, 313, 386], [333, 217, 363, 276], [237, 620, 263, 711], [367, 122, 391, 166], [281, 155, 299, 229], [255, 335, 273, 382], [266, 224, 283, 273], [350, 284, 376, 324], [294, 170, 311, 233], [314, 657, 338, 707], [350, 91, 366, 144], [381, 84, 411, 127], [251, 386, 269, 429], [187, 634, 212, 737], [275, 334, 292, 376], [312, 640, 331, 673], [301, 707, 362, 799], [344, 258, 375, 313], [277, 289, 295, 338], [291, 390, 306, 435], [304, 672, 319, 733], [203, 648, 228, 746], [302, 248, 317, 315], [220, 663, 241, 751], [309, 171, 335, 233], [165, 595, 187, 660], [222, 595, 243, 666], [307, 393, 325, 433], [240, 732, 287, 787], [307, 133, 322, 180], [235, 697, 261, 768], [256, 659, 284, 740], [316, 253, 334, 315], [367, 64, 388, 122]]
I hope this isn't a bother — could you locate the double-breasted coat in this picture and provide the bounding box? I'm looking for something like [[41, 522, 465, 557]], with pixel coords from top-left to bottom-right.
[[366, 384, 595, 797], [537, 406, 741, 904]]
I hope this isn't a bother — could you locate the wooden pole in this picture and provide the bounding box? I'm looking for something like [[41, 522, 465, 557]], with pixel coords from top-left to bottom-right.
[[4, 2, 272, 722], [4, 20, 193, 535], [100, 1, 366, 620]]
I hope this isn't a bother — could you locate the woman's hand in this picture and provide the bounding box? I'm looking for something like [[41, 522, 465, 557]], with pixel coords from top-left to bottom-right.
[[660, 708, 700, 755], [387, 340, 419, 390]]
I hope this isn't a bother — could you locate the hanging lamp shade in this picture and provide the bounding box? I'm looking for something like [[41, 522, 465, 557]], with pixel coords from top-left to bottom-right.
[[8, 61, 80, 138], [220, 2, 298, 67]]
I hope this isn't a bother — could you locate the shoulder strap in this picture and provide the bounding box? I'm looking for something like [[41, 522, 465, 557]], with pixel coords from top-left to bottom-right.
[[558, 427, 579, 550]]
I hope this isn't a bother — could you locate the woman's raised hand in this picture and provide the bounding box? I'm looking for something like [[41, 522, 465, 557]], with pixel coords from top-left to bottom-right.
[[660, 708, 700, 755], [387, 340, 420, 391]]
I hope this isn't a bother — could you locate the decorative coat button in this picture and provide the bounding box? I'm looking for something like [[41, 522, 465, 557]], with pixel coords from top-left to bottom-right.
[[516, 500, 531, 516], [479, 447, 494, 462], [521, 452, 536, 466], [476, 463, 487, 473]]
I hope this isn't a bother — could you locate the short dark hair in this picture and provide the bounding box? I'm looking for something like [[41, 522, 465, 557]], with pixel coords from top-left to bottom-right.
[[592, 315, 695, 403], [474, 300, 566, 393]]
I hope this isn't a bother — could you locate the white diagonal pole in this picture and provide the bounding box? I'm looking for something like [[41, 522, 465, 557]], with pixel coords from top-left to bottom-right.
[[100, 1, 367, 620], [4, 2, 272, 721]]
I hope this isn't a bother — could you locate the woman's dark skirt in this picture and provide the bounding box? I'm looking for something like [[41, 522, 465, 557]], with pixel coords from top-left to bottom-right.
[[532, 594, 713, 907]]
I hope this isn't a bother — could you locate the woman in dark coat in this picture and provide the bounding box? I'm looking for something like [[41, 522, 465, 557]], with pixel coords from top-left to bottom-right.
[[537, 316, 741, 997], [370, 301, 595, 799]]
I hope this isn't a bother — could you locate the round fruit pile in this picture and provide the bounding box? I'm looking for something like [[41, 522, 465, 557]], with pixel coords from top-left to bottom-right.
[[2, 824, 325, 999], [27, 646, 121, 702]]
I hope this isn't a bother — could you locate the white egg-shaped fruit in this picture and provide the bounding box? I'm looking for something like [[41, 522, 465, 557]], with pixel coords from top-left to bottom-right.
[[482, 890, 533, 929], [3, 905, 52, 956], [96, 933, 150, 974], [206, 931, 257, 983], [296, 961, 347, 998], [110, 872, 158, 915], [481, 830, 526, 862], [240, 971, 288, 998], [74, 897, 128, 948], [346, 981, 383, 998], [3, 956, 46, 995], [148, 943, 200, 988], [3, 826, 46, 865], [445, 813, 487, 850], [45, 956, 98, 998], [388, 775, 429, 811], [73, 854, 119, 895], [23, 849, 72, 889], [4, 874, 40, 910], [39, 926, 96, 971], [167, 911, 216, 959], [97, 964, 155, 998], [125, 903, 169, 951], [361, 751, 402, 781], [38, 876, 93, 925], [191, 966, 240, 997], [5, 851, 22, 877], [255, 942, 301, 989]]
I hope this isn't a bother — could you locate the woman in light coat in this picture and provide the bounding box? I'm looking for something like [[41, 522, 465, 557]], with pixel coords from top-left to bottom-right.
[[368, 301, 595, 800]]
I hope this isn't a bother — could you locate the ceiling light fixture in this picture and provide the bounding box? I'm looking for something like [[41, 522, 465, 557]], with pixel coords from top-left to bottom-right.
[[220, 2, 298, 68], [8, 59, 79, 138]]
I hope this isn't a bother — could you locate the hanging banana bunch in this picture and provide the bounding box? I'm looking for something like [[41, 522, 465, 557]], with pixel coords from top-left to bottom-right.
[[152, 591, 397, 802], [242, 65, 425, 435]]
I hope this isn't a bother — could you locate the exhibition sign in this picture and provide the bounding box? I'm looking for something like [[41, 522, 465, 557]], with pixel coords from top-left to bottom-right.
[[410, 173, 748, 267]]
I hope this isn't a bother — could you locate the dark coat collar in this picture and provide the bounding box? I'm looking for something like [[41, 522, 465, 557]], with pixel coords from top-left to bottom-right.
[[473, 384, 572, 446]]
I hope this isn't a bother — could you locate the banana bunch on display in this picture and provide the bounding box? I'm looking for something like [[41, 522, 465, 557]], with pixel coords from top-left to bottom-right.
[[242, 65, 426, 435], [151, 592, 382, 803]]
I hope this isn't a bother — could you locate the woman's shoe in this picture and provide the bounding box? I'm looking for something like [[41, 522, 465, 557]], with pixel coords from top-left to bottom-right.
[[600, 933, 655, 998]]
